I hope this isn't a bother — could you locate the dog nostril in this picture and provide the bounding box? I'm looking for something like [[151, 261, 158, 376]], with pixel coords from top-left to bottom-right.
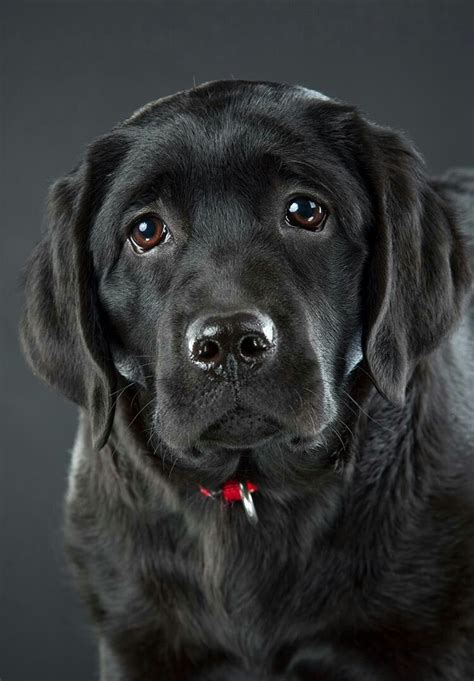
[[187, 311, 276, 372], [239, 335, 269, 359], [195, 339, 221, 363]]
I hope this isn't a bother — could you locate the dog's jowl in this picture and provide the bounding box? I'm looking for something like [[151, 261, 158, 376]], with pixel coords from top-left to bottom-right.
[[20, 80, 474, 681]]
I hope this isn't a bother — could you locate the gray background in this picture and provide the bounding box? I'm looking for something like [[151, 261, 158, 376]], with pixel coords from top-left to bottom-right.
[[1, 1, 473, 679]]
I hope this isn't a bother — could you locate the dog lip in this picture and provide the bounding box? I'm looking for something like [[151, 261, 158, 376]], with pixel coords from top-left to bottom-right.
[[199, 408, 282, 449], [199, 429, 281, 450]]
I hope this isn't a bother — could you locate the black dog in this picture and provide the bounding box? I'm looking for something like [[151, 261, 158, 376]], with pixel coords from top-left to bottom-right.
[[21, 80, 473, 680]]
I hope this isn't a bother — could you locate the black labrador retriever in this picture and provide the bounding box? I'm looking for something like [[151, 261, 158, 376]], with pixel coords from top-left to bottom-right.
[[21, 80, 474, 680]]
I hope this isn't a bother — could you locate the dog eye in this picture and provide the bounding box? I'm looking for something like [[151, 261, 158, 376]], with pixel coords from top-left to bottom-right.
[[285, 197, 327, 230], [129, 215, 168, 253]]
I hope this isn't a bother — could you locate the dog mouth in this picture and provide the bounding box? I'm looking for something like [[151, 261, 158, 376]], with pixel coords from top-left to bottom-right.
[[199, 407, 281, 449]]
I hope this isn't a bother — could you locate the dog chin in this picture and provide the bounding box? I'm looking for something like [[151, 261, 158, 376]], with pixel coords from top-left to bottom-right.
[[150, 420, 339, 496], [156, 403, 330, 455]]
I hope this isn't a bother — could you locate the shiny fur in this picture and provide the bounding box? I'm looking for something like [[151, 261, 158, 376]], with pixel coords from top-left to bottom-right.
[[21, 81, 474, 680]]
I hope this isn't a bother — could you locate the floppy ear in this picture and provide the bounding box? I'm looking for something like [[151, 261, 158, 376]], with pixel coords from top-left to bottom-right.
[[362, 124, 471, 404], [20, 136, 127, 449]]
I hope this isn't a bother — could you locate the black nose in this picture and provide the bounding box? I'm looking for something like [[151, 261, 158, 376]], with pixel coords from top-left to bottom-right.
[[186, 311, 276, 372]]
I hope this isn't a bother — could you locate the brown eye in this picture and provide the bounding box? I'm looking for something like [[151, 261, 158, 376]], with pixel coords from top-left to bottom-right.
[[129, 215, 168, 252], [285, 196, 327, 230]]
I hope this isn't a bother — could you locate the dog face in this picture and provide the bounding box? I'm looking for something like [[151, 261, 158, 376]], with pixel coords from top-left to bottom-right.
[[96, 84, 370, 479], [21, 81, 470, 490]]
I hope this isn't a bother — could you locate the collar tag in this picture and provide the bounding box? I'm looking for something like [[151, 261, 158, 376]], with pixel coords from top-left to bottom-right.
[[238, 482, 259, 525], [199, 480, 259, 525]]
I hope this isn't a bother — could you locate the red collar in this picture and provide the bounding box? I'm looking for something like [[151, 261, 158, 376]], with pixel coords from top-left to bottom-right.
[[199, 479, 258, 501], [199, 480, 259, 524]]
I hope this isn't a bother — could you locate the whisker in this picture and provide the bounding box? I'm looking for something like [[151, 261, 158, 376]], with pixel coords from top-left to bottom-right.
[[320, 432, 329, 458], [128, 396, 156, 428], [328, 425, 346, 452], [341, 389, 394, 432], [332, 354, 375, 383], [168, 453, 179, 479], [109, 381, 135, 399], [334, 414, 355, 439]]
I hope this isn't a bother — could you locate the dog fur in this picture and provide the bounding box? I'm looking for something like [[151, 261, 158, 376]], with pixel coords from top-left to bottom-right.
[[21, 80, 474, 680]]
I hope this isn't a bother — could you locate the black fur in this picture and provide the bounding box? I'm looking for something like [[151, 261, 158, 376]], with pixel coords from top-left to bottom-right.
[[20, 80, 474, 680]]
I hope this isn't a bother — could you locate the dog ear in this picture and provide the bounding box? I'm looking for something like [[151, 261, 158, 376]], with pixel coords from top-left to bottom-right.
[[361, 124, 471, 404], [20, 134, 129, 449]]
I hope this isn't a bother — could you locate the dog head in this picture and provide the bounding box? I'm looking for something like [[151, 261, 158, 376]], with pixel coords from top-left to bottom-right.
[[21, 80, 470, 490]]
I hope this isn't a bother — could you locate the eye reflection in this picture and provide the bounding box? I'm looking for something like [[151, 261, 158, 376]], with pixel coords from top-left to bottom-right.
[[129, 215, 168, 252], [286, 197, 327, 231]]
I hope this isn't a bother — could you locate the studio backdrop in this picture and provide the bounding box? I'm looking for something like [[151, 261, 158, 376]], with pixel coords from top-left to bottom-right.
[[1, 1, 473, 680]]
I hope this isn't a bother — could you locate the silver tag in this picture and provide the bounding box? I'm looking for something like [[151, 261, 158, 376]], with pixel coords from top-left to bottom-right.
[[239, 483, 259, 526]]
